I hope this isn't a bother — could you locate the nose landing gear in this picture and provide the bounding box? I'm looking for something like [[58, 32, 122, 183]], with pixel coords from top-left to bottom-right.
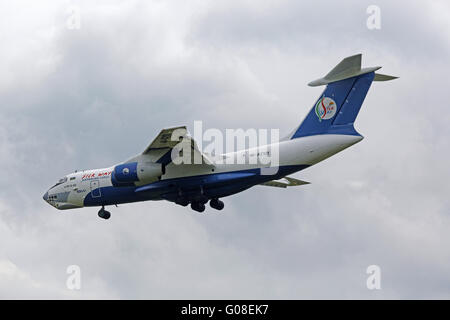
[[98, 206, 111, 220]]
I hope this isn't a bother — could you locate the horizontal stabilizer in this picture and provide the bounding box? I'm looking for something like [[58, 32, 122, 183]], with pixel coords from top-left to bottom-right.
[[374, 73, 398, 81], [259, 176, 310, 188], [308, 54, 388, 87]]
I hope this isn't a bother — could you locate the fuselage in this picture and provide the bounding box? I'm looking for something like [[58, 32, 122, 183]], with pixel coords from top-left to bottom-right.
[[43, 54, 395, 217], [43, 134, 362, 210]]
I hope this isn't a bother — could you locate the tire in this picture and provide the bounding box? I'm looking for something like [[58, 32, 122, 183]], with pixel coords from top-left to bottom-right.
[[103, 211, 111, 219], [191, 202, 205, 213], [98, 209, 111, 219], [176, 199, 189, 207], [210, 199, 224, 210]]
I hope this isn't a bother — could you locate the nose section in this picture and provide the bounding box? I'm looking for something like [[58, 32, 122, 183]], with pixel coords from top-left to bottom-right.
[[43, 191, 48, 202]]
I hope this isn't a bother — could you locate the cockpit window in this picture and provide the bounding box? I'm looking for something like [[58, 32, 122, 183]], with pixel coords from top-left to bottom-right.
[[51, 177, 68, 188]]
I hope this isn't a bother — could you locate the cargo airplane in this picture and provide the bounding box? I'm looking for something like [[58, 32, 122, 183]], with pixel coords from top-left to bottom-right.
[[43, 54, 396, 219]]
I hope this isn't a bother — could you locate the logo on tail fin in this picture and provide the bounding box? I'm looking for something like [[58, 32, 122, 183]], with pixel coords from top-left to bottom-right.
[[315, 97, 337, 121]]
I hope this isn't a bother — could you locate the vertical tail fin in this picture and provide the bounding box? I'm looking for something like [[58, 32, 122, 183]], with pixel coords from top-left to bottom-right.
[[290, 54, 397, 139]]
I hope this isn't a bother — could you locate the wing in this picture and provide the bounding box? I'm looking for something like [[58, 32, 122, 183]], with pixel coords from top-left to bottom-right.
[[259, 176, 310, 188], [143, 126, 213, 166]]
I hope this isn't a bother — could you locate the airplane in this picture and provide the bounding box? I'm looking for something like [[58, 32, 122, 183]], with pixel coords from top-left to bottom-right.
[[43, 54, 397, 219]]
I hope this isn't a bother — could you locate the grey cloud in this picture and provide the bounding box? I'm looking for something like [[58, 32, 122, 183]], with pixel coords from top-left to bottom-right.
[[0, 0, 449, 299]]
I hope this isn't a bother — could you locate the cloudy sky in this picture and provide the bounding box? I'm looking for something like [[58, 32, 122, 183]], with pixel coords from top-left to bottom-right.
[[0, 0, 449, 299]]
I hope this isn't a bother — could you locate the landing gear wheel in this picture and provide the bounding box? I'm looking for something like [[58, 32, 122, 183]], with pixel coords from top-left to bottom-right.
[[175, 199, 189, 207], [98, 207, 111, 220], [191, 202, 205, 213], [210, 198, 224, 211]]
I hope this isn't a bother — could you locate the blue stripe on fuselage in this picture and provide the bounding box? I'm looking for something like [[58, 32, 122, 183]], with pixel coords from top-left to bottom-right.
[[83, 164, 309, 207]]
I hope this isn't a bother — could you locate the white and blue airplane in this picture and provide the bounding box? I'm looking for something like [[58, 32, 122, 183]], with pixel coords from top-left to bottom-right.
[[43, 54, 396, 219]]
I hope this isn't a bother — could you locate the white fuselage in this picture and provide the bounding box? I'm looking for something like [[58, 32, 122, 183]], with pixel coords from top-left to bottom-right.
[[43, 134, 362, 210]]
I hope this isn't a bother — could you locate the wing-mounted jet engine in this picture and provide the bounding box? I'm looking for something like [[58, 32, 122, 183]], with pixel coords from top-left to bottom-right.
[[111, 161, 163, 187]]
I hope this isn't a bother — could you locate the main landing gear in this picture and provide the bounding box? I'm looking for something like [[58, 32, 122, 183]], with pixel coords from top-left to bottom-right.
[[175, 198, 189, 207], [209, 198, 224, 211], [189, 198, 224, 213], [191, 201, 206, 213], [98, 206, 111, 220]]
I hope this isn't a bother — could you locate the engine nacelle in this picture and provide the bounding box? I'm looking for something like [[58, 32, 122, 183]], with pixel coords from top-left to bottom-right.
[[112, 161, 162, 186]]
